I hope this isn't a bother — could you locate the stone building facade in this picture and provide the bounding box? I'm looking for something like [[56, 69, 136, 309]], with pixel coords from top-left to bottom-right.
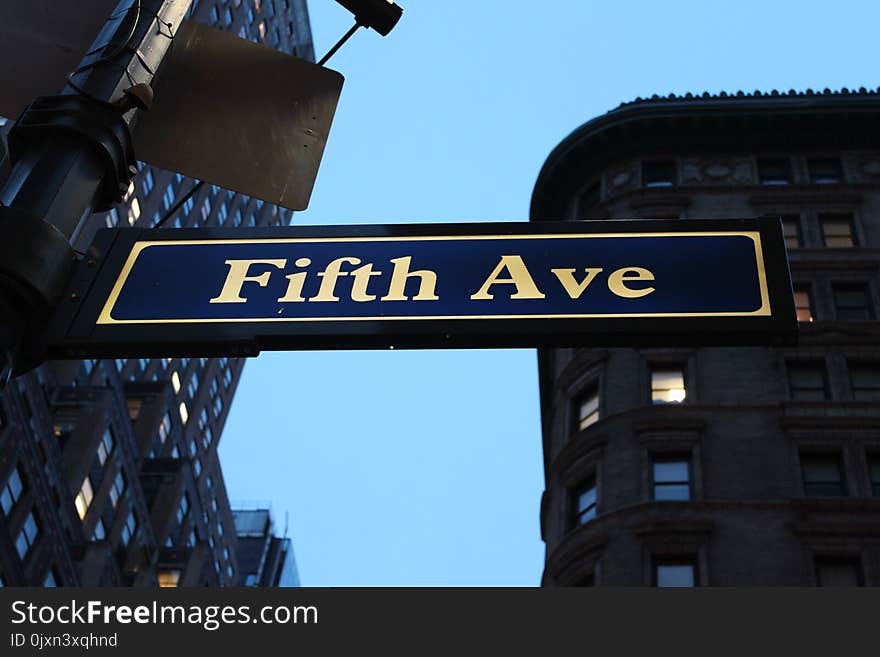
[[531, 88, 880, 586]]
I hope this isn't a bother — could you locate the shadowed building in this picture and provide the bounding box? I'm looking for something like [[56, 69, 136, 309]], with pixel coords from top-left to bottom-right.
[[233, 507, 300, 587], [531, 87, 880, 586], [0, 0, 313, 587]]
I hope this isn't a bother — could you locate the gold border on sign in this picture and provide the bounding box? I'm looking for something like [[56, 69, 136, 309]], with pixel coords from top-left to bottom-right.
[[96, 232, 772, 325]]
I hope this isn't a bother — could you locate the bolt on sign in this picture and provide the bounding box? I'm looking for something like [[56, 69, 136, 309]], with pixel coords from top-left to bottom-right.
[[43, 218, 796, 358]]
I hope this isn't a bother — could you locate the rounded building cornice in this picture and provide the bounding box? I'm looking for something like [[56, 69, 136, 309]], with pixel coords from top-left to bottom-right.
[[530, 87, 880, 222]]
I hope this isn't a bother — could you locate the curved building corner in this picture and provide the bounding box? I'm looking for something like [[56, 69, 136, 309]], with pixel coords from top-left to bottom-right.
[[531, 88, 880, 586]]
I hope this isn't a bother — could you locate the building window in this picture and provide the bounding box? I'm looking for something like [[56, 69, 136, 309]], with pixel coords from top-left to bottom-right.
[[176, 493, 190, 524], [141, 170, 154, 195], [93, 518, 106, 541], [793, 286, 814, 322], [74, 476, 94, 520], [650, 365, 686, 404], [642, 160, 676, 187], [163, 185, 175, 210], [787, 362, 828, 401], [1, 466, 25, 515], [15, 511, 39, 559], [159, 411, 173, 443], [820, 213, 856, 247], [109, 471, 125, 508], [801, 452, 846, 497], [654, 558, 696, 587], [171, 370, 181, 393], [573, 384, 600, 432], [572, 475, 597, 526], [187, 371, 200, 399], [850, 363, 880, 400], [833, 283, 873, 320], [200, 197, 212, 223], [807, 157, 843, 184], [779, 215, 801, 248], [121, 511, 137, 547], [128, 197, 140, 225], [815, 557, 861, 586], [179, 401, 189, 425], [158, 570, 181, 588], [126, 398, 142, 420], [97, 428, 114, 466], [652, 456, 691, 500], [43, 569, 58, 587], [757, 158, 791, 185]]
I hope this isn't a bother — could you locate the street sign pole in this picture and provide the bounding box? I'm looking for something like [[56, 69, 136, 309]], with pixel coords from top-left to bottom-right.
[[0, 0, 191, 382]]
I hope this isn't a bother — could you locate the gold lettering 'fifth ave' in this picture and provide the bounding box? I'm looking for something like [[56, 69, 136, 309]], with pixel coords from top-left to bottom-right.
[[209, 256, 441, 304]]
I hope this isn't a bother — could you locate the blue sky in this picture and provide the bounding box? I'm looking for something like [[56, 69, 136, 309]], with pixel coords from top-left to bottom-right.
[[218, 0, 879, 585]]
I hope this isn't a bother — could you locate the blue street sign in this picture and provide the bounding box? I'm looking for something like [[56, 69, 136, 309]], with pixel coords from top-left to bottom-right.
[[45, 219, 796, 357]]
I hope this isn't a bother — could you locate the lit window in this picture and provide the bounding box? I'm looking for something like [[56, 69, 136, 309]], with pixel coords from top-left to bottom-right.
[[801, 453, 846, 497], [172, 371, 181, 393], [757, 158, 791, 185], [179, 402, 189, 425], [572, 476, 597, 526], [128, 197, 140, 224], [159, 411, 173, 443], [126, 398, 142, 420], [849, 363, 880, 401], [833, 283, 873, 321], [793, 287, 813, 322], [652, 456, 691, 500], [787, 362, 828, 401], [815, 557, 861, 586], [808, 157, 842, 184], [15, 512, 39, 559], [74, 476, 94, 520], [1, 466, 25, 515], [642, 160, 676, 187], [574, 384, 599, 431], [97, 428, 114, 466], [123, 181, 135, 201], [258, 21, 266, 41], [820, 214, 856, 247], [651, 366, 686, 404], [654, 559, 696, 587], [158, 570, 181, 588]]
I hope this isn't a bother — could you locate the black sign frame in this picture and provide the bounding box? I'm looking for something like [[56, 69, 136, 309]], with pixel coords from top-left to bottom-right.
[[43, 218, 797, 359]]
